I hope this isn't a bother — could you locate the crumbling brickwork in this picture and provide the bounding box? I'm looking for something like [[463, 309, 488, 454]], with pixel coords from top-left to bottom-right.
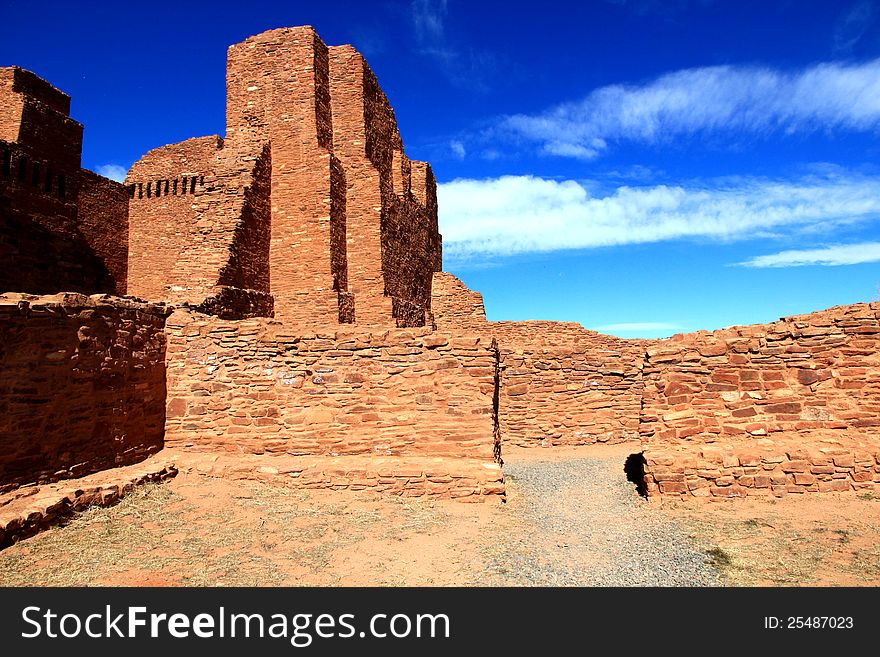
[[430, 272, 488, 332], [0, 67, 128, 295], [641, 303, 880, 443], [163, 309, 497, 461], [125, 27, 440, 327], [126, 137, 272, 318], [640, 303, 880, 497], [494, 321, 647, 447], [77, 169, 129, 295], [0, 293, 170, 492]]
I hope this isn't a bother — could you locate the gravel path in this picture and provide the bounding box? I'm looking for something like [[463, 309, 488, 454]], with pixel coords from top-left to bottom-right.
[[484, 448, 720, 586]]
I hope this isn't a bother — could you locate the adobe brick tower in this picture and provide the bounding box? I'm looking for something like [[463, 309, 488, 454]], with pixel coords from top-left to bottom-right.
[[126, 26, 442, 327]]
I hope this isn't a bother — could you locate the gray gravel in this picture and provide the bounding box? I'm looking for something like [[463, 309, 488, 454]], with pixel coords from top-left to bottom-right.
[[484, 452, 720, 586]]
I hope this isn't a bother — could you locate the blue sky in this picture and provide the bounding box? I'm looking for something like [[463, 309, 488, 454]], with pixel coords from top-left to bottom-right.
[[3, 0, 880, 337]]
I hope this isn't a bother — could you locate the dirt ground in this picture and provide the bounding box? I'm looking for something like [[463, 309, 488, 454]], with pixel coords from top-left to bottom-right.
[[0, 445, 878, 587]]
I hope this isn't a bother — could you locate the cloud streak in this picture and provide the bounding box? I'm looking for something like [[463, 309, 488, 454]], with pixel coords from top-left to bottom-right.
[[95, 164, 128, 182], [737, 242, 880, 268], [438, 174, 880, 259], [592, 322, 681, 332], [499, 59, 880, 159]]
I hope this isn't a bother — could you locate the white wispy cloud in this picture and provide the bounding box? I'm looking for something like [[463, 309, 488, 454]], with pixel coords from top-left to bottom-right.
[[737, 242, 880, 268], [449, 140, 466, 159], [95, 164, 128, 182], [593, 322, 681, 332], [834, 1, 878, 54], [499, 59, 880, 159], [438, 174, 880, 259], [411, 0, 447, 44]]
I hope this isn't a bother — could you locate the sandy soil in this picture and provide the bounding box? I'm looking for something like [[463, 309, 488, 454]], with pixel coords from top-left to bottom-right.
[[0, 445, 877, 587]]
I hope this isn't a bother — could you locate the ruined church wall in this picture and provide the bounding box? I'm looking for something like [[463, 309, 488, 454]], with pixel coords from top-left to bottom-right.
[[164, 310, 497, 461], [126, 136, 219, 302], [0, 293, 169, 492], [640, 303, 880, 498], [493, 321, 647, 447], [328, 46, 440, 327], [430, 271, 488, 333], [77, 169, 129, 296], [640, 303, 880, 444], [226, 27, 346, 326]]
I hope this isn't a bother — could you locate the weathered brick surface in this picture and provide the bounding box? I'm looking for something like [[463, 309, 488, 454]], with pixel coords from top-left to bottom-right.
[[430, 272, 488, 332], [0, 460, 177, 549], [77, 169, 129, 295], [226, 28, 347, 326], [640, 303, 880, 498], [0, 293, 170, 492], [328, 46, 441, 327], [642, 434, 880, 498], [126, 137, 272, 318], [1, 67, 127, 295], [641, 303, 880, 443], [164, 309, 498, 460], [170, 450, 503, 501], [493, 321, 648, 447]]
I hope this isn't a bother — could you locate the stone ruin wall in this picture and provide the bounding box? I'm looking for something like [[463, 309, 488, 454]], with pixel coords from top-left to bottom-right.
[[225, 28, 347, 327], [641, 303, 880, 498], [2, 30, 879, 504], [126, 136, 274, 319], [163, 309, 498, 463], [0, 67, 128, 296], [493, 321, 648, 448], [0, 293, 169, 493], [431, 273, 880, 497], [77, 169, 129, 296], [127, 27, 441, 328], [431, 272, 648, 448]]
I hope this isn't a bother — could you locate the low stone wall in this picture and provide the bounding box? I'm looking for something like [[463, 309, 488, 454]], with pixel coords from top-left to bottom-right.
[[0, 293, 170, 492], [643, 434, 880, 498], [641, 303, 880, 444], [493, 321, 647, 447], [640, 303, 880, 498], [164, 309, 498, 461]]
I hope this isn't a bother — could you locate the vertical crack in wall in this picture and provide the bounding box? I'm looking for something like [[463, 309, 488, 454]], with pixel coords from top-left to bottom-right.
[[492, 337, 503, 465]]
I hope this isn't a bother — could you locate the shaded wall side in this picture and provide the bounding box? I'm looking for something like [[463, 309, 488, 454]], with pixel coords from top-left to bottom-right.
[[329, 47, 390, 324], [0, 294, 169, 492], [164, 311, 497, 460], [77, 169, 129, 295], [0, 139, 113, 295], [384, 159, 441, 326]]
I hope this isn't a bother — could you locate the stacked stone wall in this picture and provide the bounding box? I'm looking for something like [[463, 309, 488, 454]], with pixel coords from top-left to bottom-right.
[[164, 310, 498, 461], [0, 293, 169, 492]]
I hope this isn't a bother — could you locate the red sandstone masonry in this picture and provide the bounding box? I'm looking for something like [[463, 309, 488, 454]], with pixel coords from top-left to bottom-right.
[[328, 47, 441, 327], [126, 137, 272, 317], [77, 169, 129, 295], [641, 303, 880, 443], [226, 27, 348, 326], [430, 272, 489, 332], [1, 68, 126, 296], [493, 321, 647, 447], [163, 309, 498, 461], [0, 293, 170, 493], [642, 434, 880, 498], [640, 303, 880, 498]]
